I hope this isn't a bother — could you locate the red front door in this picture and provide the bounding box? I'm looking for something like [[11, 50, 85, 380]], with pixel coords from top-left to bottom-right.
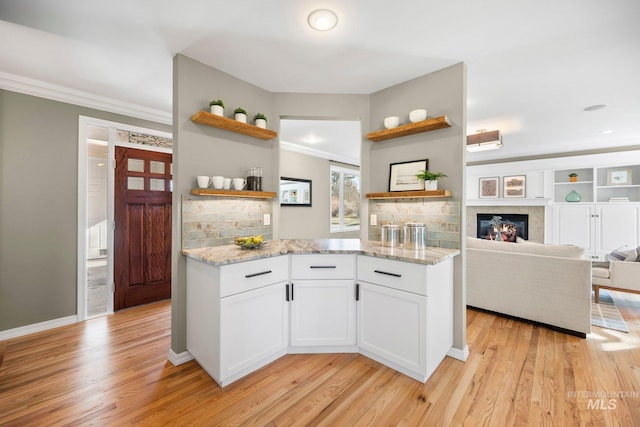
[[114, 147, 172, 310]]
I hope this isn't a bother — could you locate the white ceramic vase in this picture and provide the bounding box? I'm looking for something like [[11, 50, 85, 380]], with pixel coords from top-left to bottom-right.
[[255, 118, 267, 129], [235, 113, 247, 123], [210, 105, 224, 116]]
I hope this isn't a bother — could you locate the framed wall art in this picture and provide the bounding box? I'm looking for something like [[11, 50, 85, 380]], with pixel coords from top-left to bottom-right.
[[503, 175, 526, 198], [388, 159, 428, 192], [607, 169, 632, 186], [479, 177, 500, 198]]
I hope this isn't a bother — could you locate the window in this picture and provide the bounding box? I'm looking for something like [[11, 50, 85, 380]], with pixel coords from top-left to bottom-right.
[[330, 165, 360, 232]]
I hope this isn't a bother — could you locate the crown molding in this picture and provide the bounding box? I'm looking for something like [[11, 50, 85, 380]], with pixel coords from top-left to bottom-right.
[[280, 140, 360, 166], [0, 71, 172, 125]]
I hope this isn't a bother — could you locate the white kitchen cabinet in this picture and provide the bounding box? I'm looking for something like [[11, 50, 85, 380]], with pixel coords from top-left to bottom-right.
[[553, 204, 639, 260], [289, 254, 356, 350], [356, 255, 453, 382], [186, 255, 289, 387]]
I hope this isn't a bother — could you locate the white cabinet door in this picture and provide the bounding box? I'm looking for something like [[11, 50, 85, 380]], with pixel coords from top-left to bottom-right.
[[290, 280, 356, 347], [597, 205, 638, 253], [220, 281, 288, 384], [553, 204, 596, 253], [357, 281, 426, 376]]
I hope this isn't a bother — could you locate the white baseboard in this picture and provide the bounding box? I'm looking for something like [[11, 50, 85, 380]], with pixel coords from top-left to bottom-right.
[[447, 345, 470, 362], [0, 315, 78, 341], [168, 349, 194, 366]]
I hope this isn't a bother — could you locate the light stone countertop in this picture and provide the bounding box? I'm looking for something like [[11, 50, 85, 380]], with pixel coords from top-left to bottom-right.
[[182, 239, 460, 267]]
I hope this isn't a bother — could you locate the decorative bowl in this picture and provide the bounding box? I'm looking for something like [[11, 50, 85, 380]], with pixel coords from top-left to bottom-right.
[[409, 109, 427, 122], [235, 235, 265, 249], [384, 116, 400, 129]]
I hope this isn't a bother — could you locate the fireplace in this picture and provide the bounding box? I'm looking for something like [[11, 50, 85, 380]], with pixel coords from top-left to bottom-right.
[[477, 213, 529, 241]]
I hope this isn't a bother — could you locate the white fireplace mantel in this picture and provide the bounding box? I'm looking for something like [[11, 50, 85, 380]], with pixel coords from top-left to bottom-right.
[[466, 198, 552, 207]]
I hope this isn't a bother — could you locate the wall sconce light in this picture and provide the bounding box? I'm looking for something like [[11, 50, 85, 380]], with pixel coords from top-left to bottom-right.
[[466, 130, 503, 152], [308, 9, 338, 31]]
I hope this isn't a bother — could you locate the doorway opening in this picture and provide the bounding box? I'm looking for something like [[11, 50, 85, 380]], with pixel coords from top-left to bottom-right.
[[78, 117, 172, 320]]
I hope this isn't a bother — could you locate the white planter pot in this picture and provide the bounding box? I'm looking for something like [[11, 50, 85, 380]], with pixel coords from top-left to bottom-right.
[[235, 113, 247, 123], [210, 105, 224, 116], [255, 118, 267, 129], [424, 180, 438, 191]]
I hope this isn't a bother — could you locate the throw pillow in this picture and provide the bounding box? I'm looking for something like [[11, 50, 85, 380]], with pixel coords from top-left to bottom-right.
[[607, 245, 638, 262]]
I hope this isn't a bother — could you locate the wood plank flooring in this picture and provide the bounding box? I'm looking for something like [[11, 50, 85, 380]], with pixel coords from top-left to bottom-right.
[[1, 292, 639, 426]]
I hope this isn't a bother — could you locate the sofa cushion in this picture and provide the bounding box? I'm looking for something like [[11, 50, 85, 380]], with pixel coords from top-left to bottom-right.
[[466, 236, 585, 259], [592, 267, 610, 279], [607, 245, 638, 262]]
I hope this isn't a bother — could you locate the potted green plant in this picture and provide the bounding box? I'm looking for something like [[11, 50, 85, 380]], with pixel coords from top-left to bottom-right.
[[569, 172, 578, 182], [253, 113, 267, 129], [416, 170, 447, 190], [209, 99, 224, 116], [234, 107, 247, 123]]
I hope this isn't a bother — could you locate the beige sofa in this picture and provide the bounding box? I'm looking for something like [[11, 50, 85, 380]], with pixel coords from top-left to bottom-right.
[[466, 237, 592, 336], [592, 261, 640, 302]]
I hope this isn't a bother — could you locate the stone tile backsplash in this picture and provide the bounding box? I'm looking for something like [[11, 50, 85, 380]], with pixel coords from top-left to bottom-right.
[[368, 199, 461, 249], [182, 195, 273, 249]]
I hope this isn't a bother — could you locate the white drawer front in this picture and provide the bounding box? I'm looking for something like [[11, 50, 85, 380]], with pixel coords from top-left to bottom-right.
[[357, 255, 427, 295], [220, 255, 289, 297], [291, 254, 355, 279]]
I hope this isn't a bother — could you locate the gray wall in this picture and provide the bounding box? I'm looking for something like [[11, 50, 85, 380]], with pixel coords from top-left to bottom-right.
[[0, 89, 170, 331], [369, 63, 467, 351], [279, 151, 360, 239]]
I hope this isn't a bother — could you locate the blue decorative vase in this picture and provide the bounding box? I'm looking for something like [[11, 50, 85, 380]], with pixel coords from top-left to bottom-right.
[[565, 190, 581, 202]]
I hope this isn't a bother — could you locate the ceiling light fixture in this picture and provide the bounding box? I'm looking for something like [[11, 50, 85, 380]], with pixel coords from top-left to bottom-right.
[[308, 9, 338, 31], [466, 130, 503, 152]]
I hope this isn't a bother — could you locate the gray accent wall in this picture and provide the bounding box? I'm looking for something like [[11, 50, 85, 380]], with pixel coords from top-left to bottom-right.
[[0, 89, 170, 332], [369, 63, 468, 351]]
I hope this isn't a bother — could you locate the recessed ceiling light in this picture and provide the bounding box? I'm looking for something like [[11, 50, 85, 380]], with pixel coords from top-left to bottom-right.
[[601, 130, 614, 134], [583, 104, 607, 112], [308, 9, 338, 31]]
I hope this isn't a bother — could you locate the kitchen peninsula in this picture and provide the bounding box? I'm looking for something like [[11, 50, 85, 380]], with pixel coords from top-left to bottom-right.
[[183, 239, 459, 387]]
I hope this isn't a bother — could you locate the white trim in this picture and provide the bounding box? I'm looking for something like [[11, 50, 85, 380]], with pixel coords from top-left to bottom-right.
[[0, 315, 77, 341], [467, 198, 552, 206], [447, 345, 469, 362], [0, 71, 172, 125], [168, 349, 194, 366]]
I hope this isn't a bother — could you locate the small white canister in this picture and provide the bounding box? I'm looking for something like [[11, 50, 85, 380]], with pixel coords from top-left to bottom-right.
[[404, 223, 427, 249]]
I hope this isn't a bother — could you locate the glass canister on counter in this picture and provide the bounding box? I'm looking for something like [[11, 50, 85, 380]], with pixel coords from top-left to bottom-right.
[[247, 167, 263, 191]]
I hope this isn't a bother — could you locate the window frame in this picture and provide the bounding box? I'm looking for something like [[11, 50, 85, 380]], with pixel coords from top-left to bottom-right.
[[330, 165, 360, 233]]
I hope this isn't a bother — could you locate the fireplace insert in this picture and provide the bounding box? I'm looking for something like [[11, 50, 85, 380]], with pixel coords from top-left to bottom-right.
[[477, 213, 529, 241]]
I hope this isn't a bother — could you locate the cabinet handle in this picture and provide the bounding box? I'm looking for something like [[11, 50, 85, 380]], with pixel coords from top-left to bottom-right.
[[286, 284, 290, 301], [310, 265, 337, 269], [356, 283, 360, 301], [291, 282, 294, 300], [245, 270, 272, 278], [374, 269, 402, 278]]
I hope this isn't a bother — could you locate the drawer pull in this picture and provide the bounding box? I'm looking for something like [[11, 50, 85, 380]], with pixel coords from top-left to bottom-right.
[[374, 269, 402, 278], [310, 265, 337, 269], [245, 270, 272, 278]]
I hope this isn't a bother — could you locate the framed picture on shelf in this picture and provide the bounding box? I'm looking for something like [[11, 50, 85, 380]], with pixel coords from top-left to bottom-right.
[[607, 169, 632, 186], [479, 177, 500, 198], [388, 159, 428, 192], [503, 175, 526, 198]]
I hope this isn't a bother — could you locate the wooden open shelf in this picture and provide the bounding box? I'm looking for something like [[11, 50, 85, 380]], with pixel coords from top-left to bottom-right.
[[366, 115, 451, 142], [191, 188, 277, 199], [366, 190, 452, 200], [191, 111, 277, 140]]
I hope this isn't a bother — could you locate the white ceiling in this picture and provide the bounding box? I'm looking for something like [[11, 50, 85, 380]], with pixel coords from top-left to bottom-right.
[[1, 0, 639, 163]]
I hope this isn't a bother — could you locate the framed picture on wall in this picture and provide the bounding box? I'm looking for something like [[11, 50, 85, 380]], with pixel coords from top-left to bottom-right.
[[503, 175, 526, 198], [388, 159, 428, 191], [607, 169, 632, 186], [479, 177, 500, 198]]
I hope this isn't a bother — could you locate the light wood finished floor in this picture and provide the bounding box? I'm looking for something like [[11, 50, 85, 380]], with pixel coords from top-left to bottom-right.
[[2, 292, 640, 426]]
